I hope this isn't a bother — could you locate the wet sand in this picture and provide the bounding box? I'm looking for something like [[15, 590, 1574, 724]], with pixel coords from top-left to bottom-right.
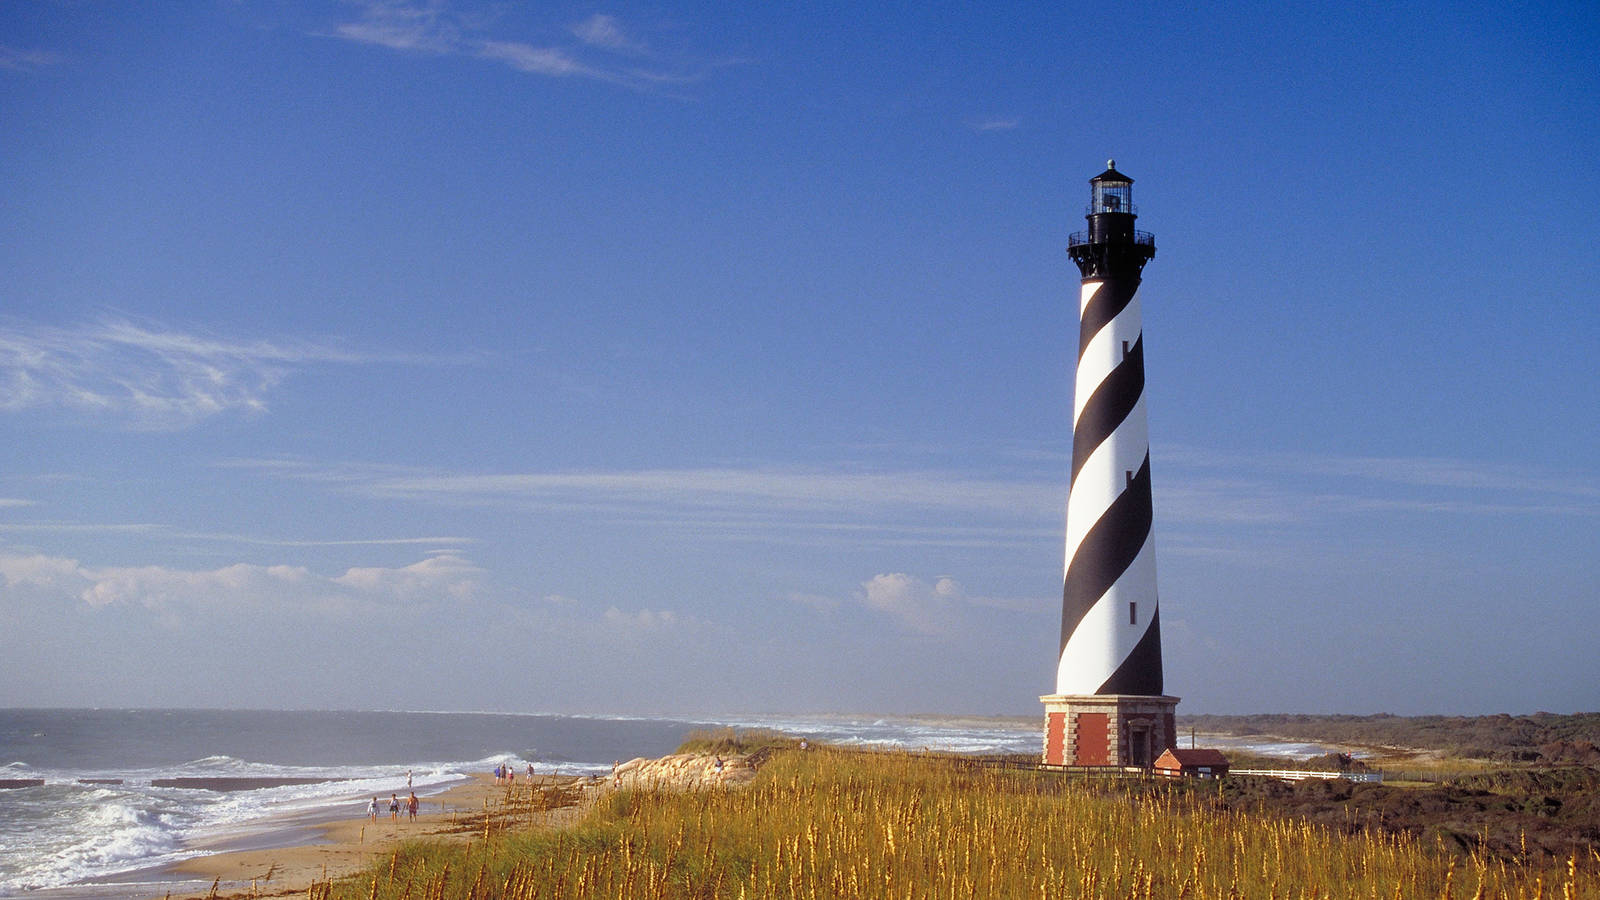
[[152, 773, 586, 900]]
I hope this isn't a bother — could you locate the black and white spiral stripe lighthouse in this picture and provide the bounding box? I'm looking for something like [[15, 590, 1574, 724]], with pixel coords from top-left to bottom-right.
[[1041, 162, 1179, 769]]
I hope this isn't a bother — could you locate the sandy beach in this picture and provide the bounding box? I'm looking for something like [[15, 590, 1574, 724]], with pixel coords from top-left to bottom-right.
[[153, 773, 592, 900], [148, 752, 762, 900]]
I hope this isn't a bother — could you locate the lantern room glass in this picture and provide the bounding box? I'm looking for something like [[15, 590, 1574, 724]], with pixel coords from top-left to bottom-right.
[[1091, 179, 1133, 216]]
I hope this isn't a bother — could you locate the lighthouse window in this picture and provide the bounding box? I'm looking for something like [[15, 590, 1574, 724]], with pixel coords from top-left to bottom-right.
[[1130, 602, 1138, 624], [1121, 340, 1129, 359]]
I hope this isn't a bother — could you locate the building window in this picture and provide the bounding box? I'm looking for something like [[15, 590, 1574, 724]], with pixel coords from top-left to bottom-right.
[[1130, 601, 1137, 624]]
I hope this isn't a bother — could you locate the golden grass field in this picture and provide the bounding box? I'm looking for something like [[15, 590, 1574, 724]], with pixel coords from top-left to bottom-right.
[[300, 744, 1596, 900]]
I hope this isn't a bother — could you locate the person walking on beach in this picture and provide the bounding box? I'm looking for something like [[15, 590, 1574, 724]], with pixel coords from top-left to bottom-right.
[[368, 797, 379, 823], [389, 794, 399, 821], [407, 792, 418, 822]]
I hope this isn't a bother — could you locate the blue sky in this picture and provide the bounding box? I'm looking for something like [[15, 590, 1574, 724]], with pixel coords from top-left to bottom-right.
[[2, 1, 1596, 716]]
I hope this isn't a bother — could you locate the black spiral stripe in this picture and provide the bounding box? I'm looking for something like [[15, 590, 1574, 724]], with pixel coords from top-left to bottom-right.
[[1077, 278, 1139, 360], [1099, 607, 1163, 695], [1059, 451, 1152, 653], [1069, 335, 1143, 487]]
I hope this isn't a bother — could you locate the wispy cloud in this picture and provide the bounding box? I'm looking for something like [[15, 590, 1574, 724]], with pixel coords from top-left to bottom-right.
[[968, 117, 1019, 132], [222, 458, 1064, 547], [332, 3, 459, 53], [603, 606, 681, 629], [357, 467, 1056, 515], [570, 14, 643, 53], [1286, 454, 1600, 499], [325, 3, 718, 94], [211, 456, 1062, 552], [0, 45, 63, 72], [0, 518, 471, 556], [1146, 444, 1600, 565], [478, 41, 612, 80], [785, 590, 842, 613], [219, 446, 1600, 561], [1156, 444, 1600, 524], [0, 521, 166, 536], [0, 318, 433, 430], [224, 535, 475, 548]]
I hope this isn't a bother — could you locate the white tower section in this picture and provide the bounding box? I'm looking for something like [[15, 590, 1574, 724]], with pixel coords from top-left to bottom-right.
[[1055, 280, 1159, 694]]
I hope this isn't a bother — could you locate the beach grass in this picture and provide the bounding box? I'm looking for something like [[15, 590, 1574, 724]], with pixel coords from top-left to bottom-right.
[[671, 727, 797, 756], [318, 747, 1598, 899]]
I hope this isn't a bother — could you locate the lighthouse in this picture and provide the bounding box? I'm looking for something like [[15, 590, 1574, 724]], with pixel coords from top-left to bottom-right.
[[1041, 161, 1179, 768]]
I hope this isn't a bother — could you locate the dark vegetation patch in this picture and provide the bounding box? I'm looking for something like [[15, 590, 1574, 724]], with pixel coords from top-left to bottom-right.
[[1181, 712, 1600, 762], [1175, 712, 1600, 861], [1194, 766, 1600, 862]]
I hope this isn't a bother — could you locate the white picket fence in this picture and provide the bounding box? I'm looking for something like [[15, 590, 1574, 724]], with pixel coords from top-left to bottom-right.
[[1230, 768, 1383, 783]]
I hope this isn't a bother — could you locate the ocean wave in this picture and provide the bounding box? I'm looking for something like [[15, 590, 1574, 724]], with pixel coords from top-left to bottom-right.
[[0, 790, 193, 894]]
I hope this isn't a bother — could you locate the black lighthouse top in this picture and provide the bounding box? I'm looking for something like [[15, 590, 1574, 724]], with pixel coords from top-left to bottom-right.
[[1068, 159, 1156, 281]]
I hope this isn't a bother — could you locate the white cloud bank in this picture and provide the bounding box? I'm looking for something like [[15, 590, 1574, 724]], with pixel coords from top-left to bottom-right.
[[854, 573, 1031, 637], [0, 551, 482, 616], [860, 572, 965, 636]]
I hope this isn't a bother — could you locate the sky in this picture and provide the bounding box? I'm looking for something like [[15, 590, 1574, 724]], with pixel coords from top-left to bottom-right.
[[2, 1, 1597, 718]]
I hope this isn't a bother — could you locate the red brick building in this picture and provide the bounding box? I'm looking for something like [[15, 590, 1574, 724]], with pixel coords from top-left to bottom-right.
[[1152, 748, 1230, 778]]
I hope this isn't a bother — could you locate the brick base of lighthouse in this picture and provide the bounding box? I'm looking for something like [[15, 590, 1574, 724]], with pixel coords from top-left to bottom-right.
[[1039, 694, 1180, 768]]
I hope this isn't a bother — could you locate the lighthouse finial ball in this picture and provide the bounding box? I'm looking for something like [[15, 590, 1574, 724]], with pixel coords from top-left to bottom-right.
[[1106, 158, 1115, 169]]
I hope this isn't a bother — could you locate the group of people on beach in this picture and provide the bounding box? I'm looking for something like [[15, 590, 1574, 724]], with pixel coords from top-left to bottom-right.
[[368, 791, 419, 823], [493, 762, 534, 785]]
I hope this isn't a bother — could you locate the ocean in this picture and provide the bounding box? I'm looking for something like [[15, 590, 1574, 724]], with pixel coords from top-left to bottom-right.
[[0, 709, 1341, 898]]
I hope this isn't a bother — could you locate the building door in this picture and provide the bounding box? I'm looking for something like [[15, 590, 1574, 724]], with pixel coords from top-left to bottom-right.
[[1127, 721, 1152, 767]]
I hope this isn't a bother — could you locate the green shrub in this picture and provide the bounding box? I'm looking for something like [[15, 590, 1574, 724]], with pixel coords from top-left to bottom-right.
[[673, 727, 798, 755]]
